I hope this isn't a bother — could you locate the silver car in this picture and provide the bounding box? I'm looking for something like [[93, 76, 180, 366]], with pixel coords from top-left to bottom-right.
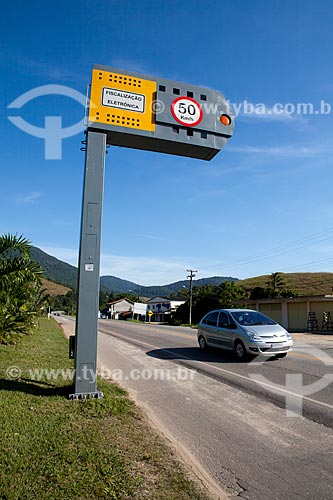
[[197, 308, 293, 361]]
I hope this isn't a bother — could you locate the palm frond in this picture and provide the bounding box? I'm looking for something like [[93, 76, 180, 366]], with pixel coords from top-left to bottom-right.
[[0, 233, 32, 259]]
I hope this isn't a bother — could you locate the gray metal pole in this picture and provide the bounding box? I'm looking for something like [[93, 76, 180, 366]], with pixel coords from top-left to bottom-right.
[[189, 277, 193, 326], [187, 269, 197, 326], [70, 130, 106, 399]]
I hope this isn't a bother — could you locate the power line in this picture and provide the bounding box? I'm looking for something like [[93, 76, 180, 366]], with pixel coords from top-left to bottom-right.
[[218, 234, 333, 271], [245, 258, 333, 276], [200, 225, 333, 273]]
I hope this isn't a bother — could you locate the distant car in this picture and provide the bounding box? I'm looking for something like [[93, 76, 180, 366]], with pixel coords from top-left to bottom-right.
[[197, 309, 293, 361]]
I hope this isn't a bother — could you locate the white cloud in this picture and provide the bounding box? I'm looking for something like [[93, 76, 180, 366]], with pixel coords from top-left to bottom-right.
[[227, 144, 318, 157], [100, 253, 190, 285], [16, 191, 41, 204], [39, 246, 196, 285], [110, 58, 154, 77], [134, 233, 166, 241], [41, 246, 78, 266], [7, 53, 80, 81]]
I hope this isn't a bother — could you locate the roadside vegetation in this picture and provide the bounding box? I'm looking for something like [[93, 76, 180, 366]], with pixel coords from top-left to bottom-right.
[[0, 317, 209, 500], [51, 289, 77, 315], [247, 272, 299, 300], [0, 233, 48, 344], [170, 281, 247, 325]]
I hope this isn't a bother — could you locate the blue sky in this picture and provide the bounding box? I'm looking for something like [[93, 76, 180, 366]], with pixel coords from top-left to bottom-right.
[[1, 0, 333, 285]]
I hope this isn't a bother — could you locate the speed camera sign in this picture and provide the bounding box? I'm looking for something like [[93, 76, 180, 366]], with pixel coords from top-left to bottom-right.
[[171, 96, 203, 127], [88, 64, 234, 160], [73, 65, 235, 399]]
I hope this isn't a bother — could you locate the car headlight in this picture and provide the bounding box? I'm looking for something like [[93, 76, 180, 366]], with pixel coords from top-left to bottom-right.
[[244, 330, 261, 340], [285, 330, 292, 339]]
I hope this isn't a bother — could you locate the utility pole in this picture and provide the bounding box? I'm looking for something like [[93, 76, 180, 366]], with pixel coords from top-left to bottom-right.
[[186, 269, 197, 326]]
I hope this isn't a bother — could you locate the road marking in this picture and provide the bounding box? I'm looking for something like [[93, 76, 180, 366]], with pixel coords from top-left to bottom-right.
[[100, 328, 333, 412]]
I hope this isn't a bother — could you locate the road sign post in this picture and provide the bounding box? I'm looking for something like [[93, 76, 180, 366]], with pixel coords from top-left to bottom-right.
[[71, 65, 234, 399], [70, 130, 106, 399], [148, 310, 153, 323]]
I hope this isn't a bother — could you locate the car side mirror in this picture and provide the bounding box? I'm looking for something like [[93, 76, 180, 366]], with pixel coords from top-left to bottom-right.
[[228, 323, 237, 330]]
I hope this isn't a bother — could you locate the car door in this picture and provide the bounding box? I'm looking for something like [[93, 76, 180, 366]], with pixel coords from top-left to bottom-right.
[[201, 311, 219, 346], [215, 311, 234, 351]]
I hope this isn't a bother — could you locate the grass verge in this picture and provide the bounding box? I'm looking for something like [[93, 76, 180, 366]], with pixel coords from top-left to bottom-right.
[[0, 318, 209, 500]]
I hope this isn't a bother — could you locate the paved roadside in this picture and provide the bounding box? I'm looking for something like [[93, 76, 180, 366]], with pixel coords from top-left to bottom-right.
[[292, 331, 333, 344], [53, 314, 74, 339]]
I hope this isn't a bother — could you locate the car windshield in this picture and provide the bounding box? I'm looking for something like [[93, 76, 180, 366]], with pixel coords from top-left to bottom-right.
[[230, 311, 276, 326]]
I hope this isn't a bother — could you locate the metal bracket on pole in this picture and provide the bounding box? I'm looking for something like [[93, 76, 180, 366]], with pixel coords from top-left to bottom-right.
[[69, 130, 106, 400]]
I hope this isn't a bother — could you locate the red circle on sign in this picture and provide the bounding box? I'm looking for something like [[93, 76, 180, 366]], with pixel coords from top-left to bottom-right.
[[171, 96, 203, 127]]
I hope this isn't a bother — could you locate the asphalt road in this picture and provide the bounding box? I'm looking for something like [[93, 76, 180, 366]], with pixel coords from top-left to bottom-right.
[[58, 316, 333, 499], [98, 320, 333, 427]]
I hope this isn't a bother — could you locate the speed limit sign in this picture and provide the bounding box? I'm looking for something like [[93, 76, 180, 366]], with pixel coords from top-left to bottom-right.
[[171, 96, 203, 127]]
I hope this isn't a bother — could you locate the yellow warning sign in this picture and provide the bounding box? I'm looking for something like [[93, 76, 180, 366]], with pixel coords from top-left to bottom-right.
[[89, 69, 156, 132]]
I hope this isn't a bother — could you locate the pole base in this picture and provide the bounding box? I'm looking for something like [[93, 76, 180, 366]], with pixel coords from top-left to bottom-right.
[[68, 391, 104, 400]]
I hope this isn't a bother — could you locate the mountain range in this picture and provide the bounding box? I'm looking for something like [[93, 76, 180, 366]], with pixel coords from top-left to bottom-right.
[[30, 246, 237, 297]]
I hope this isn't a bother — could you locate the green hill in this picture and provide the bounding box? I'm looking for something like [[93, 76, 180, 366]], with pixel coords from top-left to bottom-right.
[[30, 247, 78, 290], [237, 272, 333, 297], [41, 278, 71, 296], [134, 276, 238, 298]]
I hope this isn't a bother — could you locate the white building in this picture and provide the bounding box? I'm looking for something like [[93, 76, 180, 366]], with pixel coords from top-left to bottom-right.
[[106, 298, 133, 319], [146, 296, 185, 322]]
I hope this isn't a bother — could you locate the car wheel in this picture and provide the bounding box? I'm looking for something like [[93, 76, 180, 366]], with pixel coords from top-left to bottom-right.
[[198, 336, 208, 350], [275, 353, 288, 359], [234, 340, 247, 361]]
